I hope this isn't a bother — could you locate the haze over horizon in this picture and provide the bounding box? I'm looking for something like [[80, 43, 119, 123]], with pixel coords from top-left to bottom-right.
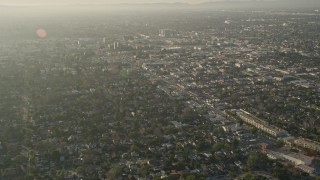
[[1, 0, 319, 6]]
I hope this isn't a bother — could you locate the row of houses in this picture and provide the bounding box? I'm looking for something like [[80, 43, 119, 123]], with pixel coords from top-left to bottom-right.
[[236, 109, 288, 137], [284, 137, 320, 152], [237, 110, 320, 153], [237, 109, 320, 176], [266, 149, 319, 175]]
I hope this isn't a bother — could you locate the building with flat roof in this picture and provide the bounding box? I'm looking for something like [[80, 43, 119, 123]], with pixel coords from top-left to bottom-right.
[[294, 138, 320, 152], [266, 150, 318, 175], [236, 109, 288, 137]]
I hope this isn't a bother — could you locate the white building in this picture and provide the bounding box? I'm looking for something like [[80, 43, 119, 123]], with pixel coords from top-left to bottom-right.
[[294, 138, 320, 152], [266, 150, 316, 175], [236, 110, 288, 137]]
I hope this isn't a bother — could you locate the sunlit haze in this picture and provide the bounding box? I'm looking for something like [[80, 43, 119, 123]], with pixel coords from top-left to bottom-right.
[[0, 0, 319, 9], [1, 0, 320, 179], [2, 0, 211, 6], [0, 0, 311, 6]]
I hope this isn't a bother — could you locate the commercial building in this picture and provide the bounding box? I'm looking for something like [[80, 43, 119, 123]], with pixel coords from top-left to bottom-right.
[[266, 150, 319, 175], [294, 138, 320, 152], [236, 109, 288, 137]]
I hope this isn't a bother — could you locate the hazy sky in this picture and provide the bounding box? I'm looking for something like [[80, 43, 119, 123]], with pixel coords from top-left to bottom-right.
[[1, 0, 318, 6], [0, 0, 272, 6], [2, 0, 192, 5]]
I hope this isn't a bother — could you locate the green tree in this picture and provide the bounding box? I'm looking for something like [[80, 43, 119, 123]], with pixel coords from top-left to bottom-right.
[[213, 127, 224, 136], [232, 138, 239, 149], [76, 166, 85, 175], [244, 172, 253, 179], [246, 152, 269, 170], [175, 161, 186, 171], [25, 174, 36, 180], [130, 144, 139, 152], [109, 165, 122, 179], [51, 150, 61, 162], [237, 119, 244, 125], [197, 106, 208, 115], [13, 154, 27, 164], [272, 166, 289, 179], [228, 171, 237, 178], [186, 175, 196, 180], [250, 127, 258, 134], [212, 142, 225, 152], [138, 166, 149, 176], [181, 107, 198, 123]]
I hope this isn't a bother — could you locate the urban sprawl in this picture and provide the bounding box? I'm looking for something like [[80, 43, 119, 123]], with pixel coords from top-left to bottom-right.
[[0, 8, 320, 180]]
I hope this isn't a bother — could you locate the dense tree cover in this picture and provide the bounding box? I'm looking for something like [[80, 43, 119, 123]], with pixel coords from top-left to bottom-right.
[[246, 152, 270, 171]]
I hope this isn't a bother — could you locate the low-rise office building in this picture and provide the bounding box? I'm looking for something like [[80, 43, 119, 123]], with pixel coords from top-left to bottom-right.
[[236, 109, 288, 137], [294, 138, 320, 152]]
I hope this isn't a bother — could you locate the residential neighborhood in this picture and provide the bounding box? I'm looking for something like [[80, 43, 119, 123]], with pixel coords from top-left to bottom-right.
[[0, 3, 320, 180]]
